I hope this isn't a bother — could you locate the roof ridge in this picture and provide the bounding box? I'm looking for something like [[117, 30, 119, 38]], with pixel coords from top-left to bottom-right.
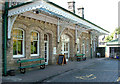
[[47, 1, 109, 33]]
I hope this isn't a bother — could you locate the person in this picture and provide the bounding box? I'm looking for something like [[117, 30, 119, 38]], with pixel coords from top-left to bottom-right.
[[97, 53, 101, 58]]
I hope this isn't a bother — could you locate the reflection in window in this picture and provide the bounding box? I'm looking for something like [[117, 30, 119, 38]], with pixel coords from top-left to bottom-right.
[[13, 29, 24, 57], [31, 31, 39, 56]]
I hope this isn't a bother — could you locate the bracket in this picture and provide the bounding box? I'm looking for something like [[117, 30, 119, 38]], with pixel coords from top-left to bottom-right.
[[8, 15, 18, 39]]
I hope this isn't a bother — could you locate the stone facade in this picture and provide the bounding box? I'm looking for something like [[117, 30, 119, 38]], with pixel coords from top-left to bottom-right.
[[6, 13, 94, 71], [0, 1, 100, 74]]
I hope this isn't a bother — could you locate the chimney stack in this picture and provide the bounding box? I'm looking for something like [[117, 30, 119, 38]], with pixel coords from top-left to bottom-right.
[[67, 0, 75, 13], [77, 7, 84, 18]]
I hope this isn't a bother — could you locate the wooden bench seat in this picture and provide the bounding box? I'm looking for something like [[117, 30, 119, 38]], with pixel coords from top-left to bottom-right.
[[76, 54, 86, 61], [17, 58, 45, 74]]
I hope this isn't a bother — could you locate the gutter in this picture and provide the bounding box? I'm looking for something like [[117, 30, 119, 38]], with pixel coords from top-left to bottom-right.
[[7, 2, 32, 10], [47, 1, 110, 33], [3, 2, 8, 76], [7, 0, 109, 34]]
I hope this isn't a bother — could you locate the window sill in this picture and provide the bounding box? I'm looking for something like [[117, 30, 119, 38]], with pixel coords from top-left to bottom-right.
[[13, 55, 24, 58], [31, 54, 39, 57]]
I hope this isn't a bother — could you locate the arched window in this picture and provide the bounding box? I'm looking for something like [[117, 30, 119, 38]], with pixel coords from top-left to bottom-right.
[[31, 31, 39, 56], [44, 34, 49, 64], [61, 34, 70, 42], [13, 29, 24, 58]]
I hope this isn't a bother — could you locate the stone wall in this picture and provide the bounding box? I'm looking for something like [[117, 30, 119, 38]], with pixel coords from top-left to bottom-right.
[[7, 15, 57, 70], [6, 14, 93, 72]]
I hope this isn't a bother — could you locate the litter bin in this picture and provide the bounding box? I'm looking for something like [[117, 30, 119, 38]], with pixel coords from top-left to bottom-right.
[[7, 70, 15, 76]]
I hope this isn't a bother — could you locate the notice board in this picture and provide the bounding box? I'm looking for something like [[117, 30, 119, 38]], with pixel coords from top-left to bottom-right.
[[57, 54, 67, 65]]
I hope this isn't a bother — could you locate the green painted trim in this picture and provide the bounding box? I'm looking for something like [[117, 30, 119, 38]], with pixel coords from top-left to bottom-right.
[[8, 0, 109, 33], [91, 47, 92, 58], [107, 38, 118, 43], [3, 2, 8, 76], [17, 58, 45, 63], [106, 44, 120, 46], [7, 2, 32, 10], [7, 0, 43, 10], [18, 63, 45, 69], [76, 54, 85, 56]]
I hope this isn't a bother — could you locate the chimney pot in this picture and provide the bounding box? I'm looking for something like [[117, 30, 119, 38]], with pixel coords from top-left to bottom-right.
[[67, 0, 75, 13], [77, 7, 84, 18]]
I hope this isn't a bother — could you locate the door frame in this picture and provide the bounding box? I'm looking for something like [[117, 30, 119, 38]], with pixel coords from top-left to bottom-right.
[[62, 42, 70, 61], [44, 34, 49, 65]]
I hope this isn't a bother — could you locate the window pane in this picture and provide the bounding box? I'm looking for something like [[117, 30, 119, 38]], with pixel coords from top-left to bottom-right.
[[13, 29, 18, 37], [13, 41, 17, 55], [31, 31, 39, 55], [33, 41, 37, 54], [44, 34, 47, 41], [33, 32, 38, 40], [18, 40, 23, 55], [66, 43, 68, 51], [18, 30, 23, 39], [31, 42, 34, 54], [64, 44, 65, 51], [13, 29, 23, 56]]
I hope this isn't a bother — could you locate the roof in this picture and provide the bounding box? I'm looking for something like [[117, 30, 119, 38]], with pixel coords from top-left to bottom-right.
[[7, 0, 109, 33], [106, 38, 120, 46], [47, 1, 109, 33], [108, 38, 118, 43]]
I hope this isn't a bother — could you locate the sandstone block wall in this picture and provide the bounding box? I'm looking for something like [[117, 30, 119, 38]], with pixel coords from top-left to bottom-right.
[[6, 14, 93, 72]]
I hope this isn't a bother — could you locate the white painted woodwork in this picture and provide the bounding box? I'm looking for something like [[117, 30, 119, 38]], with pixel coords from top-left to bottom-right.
[[8, 15, 18, 39], [8, 0, 108, 34]]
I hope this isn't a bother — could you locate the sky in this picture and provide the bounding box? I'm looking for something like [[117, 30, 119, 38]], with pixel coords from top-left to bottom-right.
[[49, 0, 119, 34]]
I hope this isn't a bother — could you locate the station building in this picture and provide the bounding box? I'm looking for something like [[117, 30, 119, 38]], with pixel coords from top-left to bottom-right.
[[1, 0, 109, 75], [105, 38, 120, 58]]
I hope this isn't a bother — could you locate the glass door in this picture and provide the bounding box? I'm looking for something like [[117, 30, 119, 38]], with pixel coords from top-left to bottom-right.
[[62, 42, 70, 61], [44, 34, 49, 65]]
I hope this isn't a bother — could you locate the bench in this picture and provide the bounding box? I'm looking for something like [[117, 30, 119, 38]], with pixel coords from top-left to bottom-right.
[[76, 54, 86, 61], [17, 58, 45, 74]]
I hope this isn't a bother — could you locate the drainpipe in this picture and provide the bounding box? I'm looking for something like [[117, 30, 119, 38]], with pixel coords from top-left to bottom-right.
[[3, 2, 8, 76], [90, 32, 93, 59]]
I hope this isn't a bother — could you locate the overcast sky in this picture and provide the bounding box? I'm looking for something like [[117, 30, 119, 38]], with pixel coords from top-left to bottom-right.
[[49, 0, 119, 34]]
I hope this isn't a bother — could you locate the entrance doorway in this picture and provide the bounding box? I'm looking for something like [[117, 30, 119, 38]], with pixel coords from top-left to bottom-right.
[[44, 34, 49, 65], [110, 47, 120, 58], [61, 34, 70, 61], [62, 42, 70, 61]]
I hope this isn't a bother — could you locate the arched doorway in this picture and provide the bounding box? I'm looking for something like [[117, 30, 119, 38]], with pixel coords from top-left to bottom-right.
[[44, 34, 49, 65], [61, 34, 70, 61]]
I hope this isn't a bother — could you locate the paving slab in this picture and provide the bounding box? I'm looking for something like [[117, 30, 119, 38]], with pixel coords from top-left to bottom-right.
[[2, 58, 107, 83]]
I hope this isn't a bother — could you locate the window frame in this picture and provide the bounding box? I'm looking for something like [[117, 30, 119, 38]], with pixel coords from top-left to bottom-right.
[[13, 28, 25, 58], [30, 31, 39, 57]]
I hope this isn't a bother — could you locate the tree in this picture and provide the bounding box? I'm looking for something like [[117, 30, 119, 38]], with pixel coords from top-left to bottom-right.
[[105, 35, 113, 42], [116, 27, 120, 34], [105, 27, 120, 42]]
